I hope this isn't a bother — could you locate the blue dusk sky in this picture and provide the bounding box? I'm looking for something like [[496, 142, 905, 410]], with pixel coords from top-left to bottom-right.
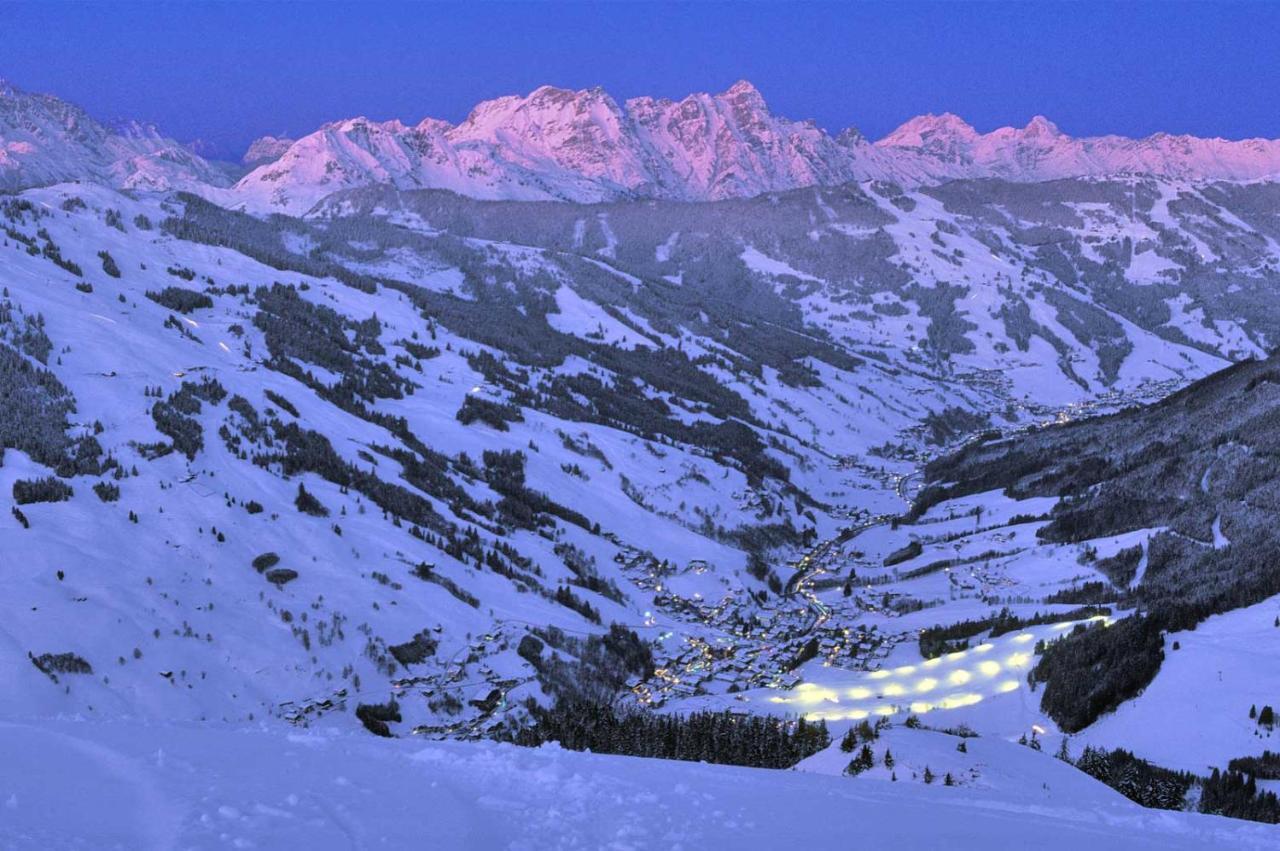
[[3, 0, 1278, 159]]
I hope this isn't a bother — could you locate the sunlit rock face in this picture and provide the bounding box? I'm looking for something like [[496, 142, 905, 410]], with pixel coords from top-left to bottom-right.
[[230, 81, 1280, 214]]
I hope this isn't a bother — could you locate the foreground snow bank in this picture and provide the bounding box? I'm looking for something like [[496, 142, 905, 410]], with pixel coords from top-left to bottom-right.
[[0, 721, 1274, 849]]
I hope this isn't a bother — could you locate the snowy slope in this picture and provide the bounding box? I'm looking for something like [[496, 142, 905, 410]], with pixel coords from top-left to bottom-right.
[[1, 182, 986, 735], [2, 720, 1274, 850], [6, 162, 1280, 840], [1080, 596, 1280, 774]]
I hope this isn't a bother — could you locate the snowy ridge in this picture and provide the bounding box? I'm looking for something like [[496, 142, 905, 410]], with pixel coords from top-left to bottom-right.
[[231, 80, 1280, 214], [878, 112, 1280, 183], [7, 77, 1280, 216], [0, 79, 231, 192], [241, 134, 295, 168]]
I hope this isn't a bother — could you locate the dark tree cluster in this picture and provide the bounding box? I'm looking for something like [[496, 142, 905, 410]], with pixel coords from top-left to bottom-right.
[[294, 482, 329, 517], [523, 624, 653, 703], [1073, 746, 1191, 810], [145, 286, 212, 314], [150, 379, 225, 460], [13, 476, 73, 505], [918, 606, 1109, 659], [1200, 768, 1280, 823], [355, 699, 401, 737], [29, 651, 92, 682], [388, 630, 439, 667], [883, 540, 923, 567], [0, 338, 81, 469], [98, 250, 121, 278], [553, 585, 602, 624], [456, 394, 523, 431], [512, 698, 829, 770], [481, 449, 592, 532], [1029, 616, 1164, 732], [37, 229, 82, 277], [92, 481, 120, 502], [1228, 750, 1280, 780]]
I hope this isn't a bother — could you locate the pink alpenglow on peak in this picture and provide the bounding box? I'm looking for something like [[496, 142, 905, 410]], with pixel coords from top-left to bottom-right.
[[232, 80, 899, 213], [242, 135, 296, 168], [7, 76, 1278, 211], [233, 80, 1280, 214]]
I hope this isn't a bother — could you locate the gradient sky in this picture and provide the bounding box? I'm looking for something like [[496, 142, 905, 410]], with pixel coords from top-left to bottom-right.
[[4, 1, 1279, 160]]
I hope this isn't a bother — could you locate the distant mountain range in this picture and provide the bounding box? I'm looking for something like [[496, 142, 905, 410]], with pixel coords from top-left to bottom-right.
[[6, 77, 1280, 214], [0, 79, 232, 193]]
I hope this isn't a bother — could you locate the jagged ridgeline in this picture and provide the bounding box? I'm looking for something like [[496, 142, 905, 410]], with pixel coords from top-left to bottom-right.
[[918, 353, 1280, 730]]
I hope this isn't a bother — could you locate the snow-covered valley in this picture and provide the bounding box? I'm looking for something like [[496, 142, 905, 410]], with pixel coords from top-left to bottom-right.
[[6, 76, 1280, 846]]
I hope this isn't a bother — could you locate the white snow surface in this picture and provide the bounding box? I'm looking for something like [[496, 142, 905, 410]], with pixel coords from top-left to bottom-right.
[[1, 720, 1273, 850]]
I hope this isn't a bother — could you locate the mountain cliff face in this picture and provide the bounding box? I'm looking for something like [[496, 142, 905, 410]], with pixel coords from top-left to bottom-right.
[[876, 112, 1280, 183], [6, 77, 1280, 214], [0, 80, 232, 192], [229, 81, 897, 213], [241, 134, 294, 168], [230, 80, 1280, 214]]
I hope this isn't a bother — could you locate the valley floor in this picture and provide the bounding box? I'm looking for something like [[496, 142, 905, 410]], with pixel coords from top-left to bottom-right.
[[0, 720, 1274, 850]]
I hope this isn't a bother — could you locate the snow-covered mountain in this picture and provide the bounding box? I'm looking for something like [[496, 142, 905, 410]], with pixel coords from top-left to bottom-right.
[[7, 77, 1280, 216], [7, 169, 1280, 840], [0, 79, 232, 192], [11, 76, 1280, 842], [229, 81, 893, 213], [230, 80, 1280, 214], [876, 112, 1280, 183], [240, 134, 295, 168]]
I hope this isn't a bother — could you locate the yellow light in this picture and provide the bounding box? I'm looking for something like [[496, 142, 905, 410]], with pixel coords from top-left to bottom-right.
[[996, 680, 1019, 693], [948, 670, 972, 686], [847, 687, 872, 699], [769, 696, 789, 704], [845, 709, 869, 720], [938, 693, 983, 709], [915, 677, 939, 693], [910, 701, 934, 714], [868, 670, 891, 680], [883, 683, 906, 697], [922, 657, 942, 669], [973, 643, 994, 653], [873, 705, 895, 716], [1013, 633, 1034, 644], [796, 687, 840, 705], [1005, 652, 1031, 668], [978, 661, 1002, 677], [946, 650, 967, 661], [894, 665, 917, 676]]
